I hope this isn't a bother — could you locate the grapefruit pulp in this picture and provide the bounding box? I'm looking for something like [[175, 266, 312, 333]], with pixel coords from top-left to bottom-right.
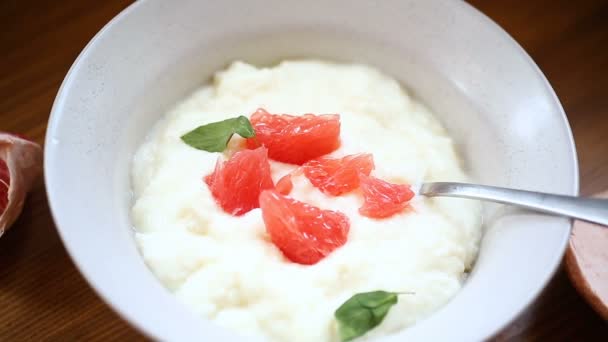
[[259, 190, 350, 265], [358, 173, 415, 218], [205, 147, 274, 216], [246, 109, 341, 165], [303, 153, 374, 196], [0, 159, 8, 213]]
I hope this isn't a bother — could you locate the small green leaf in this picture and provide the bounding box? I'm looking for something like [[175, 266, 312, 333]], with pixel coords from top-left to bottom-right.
[[180, 115, 255, 152], [334, 291, 398, 342], [234, 115, 255, 137]]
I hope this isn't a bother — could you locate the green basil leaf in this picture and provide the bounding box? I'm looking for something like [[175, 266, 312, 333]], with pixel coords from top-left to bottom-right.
[[234, 115, 255, 137], [334, 291, 398, 342], [181, 115, 255, 152]]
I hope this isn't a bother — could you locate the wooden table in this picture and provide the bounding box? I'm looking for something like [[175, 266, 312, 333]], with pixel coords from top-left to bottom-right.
[[1, 0, 606, 340]]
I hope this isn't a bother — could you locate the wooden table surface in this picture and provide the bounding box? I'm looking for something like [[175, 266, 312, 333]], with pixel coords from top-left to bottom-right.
[[1, 0, 607, 340]]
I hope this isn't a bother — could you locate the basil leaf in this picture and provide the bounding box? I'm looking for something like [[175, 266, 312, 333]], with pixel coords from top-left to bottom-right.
[[334, 291, 398, 342], [181, 115, 255, 152], [233, 115, 255, 137]]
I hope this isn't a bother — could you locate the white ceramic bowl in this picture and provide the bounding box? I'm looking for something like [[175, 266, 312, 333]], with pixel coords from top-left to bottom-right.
[[45, 0, 578, 340]]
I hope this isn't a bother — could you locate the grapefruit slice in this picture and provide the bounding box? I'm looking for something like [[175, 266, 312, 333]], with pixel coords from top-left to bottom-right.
[[245, 108, 341, 164], [259, 190, 350, 265], [303, 153, 374, 196], [358, 173, 414, 218], [205, 147, 274, 216], [274, 167, 303, 195], [0, 133, 42, 235], [275, 174, 293, 195], [0, 159, 8, 214]]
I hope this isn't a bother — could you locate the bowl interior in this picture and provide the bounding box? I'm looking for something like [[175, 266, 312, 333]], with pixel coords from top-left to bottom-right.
[[45, 0, 578, 340]]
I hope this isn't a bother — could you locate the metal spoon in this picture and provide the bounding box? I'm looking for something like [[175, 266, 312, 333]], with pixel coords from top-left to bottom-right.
[[419, 182, 608, 226]]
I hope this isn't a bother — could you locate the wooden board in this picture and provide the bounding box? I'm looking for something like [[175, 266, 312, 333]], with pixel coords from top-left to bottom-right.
[[1, 0, 607, 340]]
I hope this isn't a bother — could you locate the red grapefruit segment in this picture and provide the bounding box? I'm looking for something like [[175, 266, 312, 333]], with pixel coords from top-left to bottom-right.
[[303, 153, 374, 196], [205, 147, 274, 216], [358, 173, 414, 218], [274, 167, 304, 195], [259, 190, 350, 265], [0, 159, 9, 213], [275, 174, 293, 195], [245, 109, 341, 165], [0, 133, 43, 234]]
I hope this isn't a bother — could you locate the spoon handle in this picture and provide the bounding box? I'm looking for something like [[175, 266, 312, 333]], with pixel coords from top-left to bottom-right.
[[419, 182, 608, 227]]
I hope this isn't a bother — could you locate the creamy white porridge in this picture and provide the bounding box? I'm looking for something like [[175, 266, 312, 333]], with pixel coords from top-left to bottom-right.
[[131, 60, 482, 341]]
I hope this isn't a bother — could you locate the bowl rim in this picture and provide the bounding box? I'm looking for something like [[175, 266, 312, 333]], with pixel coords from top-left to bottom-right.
[[44, 0, 579, 339], [459, 0, 580, 336]]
